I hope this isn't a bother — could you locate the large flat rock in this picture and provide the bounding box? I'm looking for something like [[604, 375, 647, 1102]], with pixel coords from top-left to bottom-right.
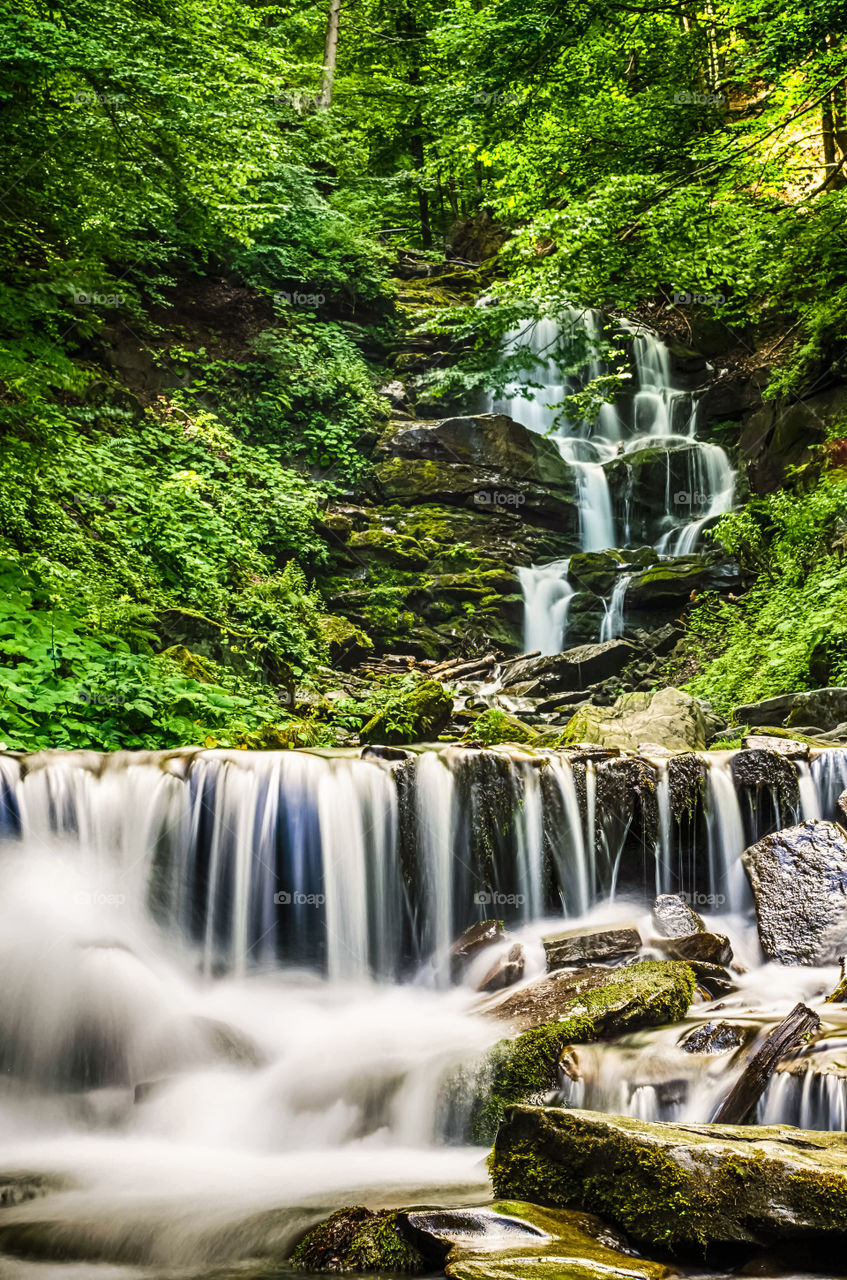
[[563, 687, 723, 751], [742, 819, 847, 964], [490, 1106, 847, 1252]]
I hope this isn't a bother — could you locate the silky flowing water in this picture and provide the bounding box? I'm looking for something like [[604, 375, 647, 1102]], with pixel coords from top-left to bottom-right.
[[1, 747, 847, 1276]]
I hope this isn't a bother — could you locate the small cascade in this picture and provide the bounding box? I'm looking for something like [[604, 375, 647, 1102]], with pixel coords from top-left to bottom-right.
[[759, 1066, 847, 1130], [517, 558, 574, 655], [599, 572, 632, 642], [811, 746, 847, 819], [492, 311, 736, 649], [705, 757, 750, 913]]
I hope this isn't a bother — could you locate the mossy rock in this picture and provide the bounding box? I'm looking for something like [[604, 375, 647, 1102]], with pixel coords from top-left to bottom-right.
[[471, 960, 695, 1141], [490, 1107, 847, 1255], [291, 1207, 426, 1273], [159, 644, 218, 683], [462, 708, 538, 746], [319, 614, 374, 666], [360, 679, 453, 745]]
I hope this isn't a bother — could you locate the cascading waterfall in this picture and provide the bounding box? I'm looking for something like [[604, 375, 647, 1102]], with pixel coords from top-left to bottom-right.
[[599, 572, 632, 642], [493, 311, 736, 653], [2, 745, 847, 1274], [517, 558, 573, 654]]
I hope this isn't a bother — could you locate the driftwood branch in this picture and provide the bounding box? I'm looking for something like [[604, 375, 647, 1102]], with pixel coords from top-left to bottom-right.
[[712, 1002, 820, 1124]]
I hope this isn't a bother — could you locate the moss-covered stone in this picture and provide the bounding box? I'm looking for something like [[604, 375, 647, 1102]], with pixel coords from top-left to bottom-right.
[[291, 1207, 426, 1273], [472, 960, 695, 1141], [360, 679, 453, 745], [462, 708, 538, 746], [490, 1107, 847, 1255]]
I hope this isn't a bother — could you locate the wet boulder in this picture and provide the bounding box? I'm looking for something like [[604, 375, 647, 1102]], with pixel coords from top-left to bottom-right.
[[499, 639, 638, 697], [472, 960, 696, 1140], [680, 1021, 745, 1054], [398, 1202, 671, 1280], [291, 1207, 426, 1273], [450, 919, 505, 979], [651, 893, 705, 937], [562, 688, 723, 752], [477, 943, 525, 994], [488, 966, 632, 1031], [730, 748, 799, 817], [838, 789, 847, 824], [657, 931, 733, 967], [543, 925, 640, 970], [742, 820, 847, 964], [490, 1106, 847, 1252]]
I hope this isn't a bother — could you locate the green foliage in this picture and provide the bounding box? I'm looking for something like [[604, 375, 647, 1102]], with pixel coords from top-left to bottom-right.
[[683, 475, 847, 715]]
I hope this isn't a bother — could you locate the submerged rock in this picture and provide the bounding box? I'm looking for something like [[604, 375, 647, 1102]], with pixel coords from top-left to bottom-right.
[[399, 1201, 671, 1280], [291, 1207, 426, 1273], [490, 1106, 847, 1252], [472, 960, 695, 1141], [562, 688, 722, 751], [742, 820, 847, 964], [542, 926, 640, 970], [651, 893, 705, 937]]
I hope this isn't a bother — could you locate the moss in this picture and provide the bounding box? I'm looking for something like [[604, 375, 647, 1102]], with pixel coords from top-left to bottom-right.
[[471, 960, 695, 1142], [490, 1108, 847, 1257], [291, 1207, 426, 1273], [360, 678, 453, 744], [462, 708, 537, 746], [667, 752, 706, 823]]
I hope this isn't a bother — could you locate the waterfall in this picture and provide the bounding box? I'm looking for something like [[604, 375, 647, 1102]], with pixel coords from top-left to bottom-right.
[[599, 572, 632, 642], [811, 746, 847, 819], [517, 558, 574, 655], [493, 311, 736, 647], [705, 757, 750, 913]]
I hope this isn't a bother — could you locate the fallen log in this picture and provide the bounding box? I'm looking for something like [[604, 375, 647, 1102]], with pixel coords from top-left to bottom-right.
[[712, 1001, 820, 1123]]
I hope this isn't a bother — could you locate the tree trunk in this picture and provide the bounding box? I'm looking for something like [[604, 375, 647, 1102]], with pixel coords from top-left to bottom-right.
[[712, 1002, 820, 1124], [319, 0, 342, 109]]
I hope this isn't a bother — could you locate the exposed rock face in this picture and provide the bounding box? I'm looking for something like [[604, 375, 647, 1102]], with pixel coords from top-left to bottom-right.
[[657, 931, 733, 967], [742, 820, 847, 964], [839, 789, 847, 824], [734, 688, 847, 734], [472, 961, 695, 1141], [375, 415, 580, 532], [488, 966, 633, 1031], [490, 1106, 847, 1252], [499, 640, 638, 697], [398, 1202, 671, 1280], [651, 893, 705, 937], [739, 385, 846, 495], [626, 558, 741, 610], [564, 688, 723, 752], [542, 926, 640, 970], [680, 1021, 745, 1054]]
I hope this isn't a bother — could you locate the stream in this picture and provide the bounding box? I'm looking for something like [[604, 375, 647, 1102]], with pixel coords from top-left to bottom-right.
[[1, 745, 847, 1276]]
